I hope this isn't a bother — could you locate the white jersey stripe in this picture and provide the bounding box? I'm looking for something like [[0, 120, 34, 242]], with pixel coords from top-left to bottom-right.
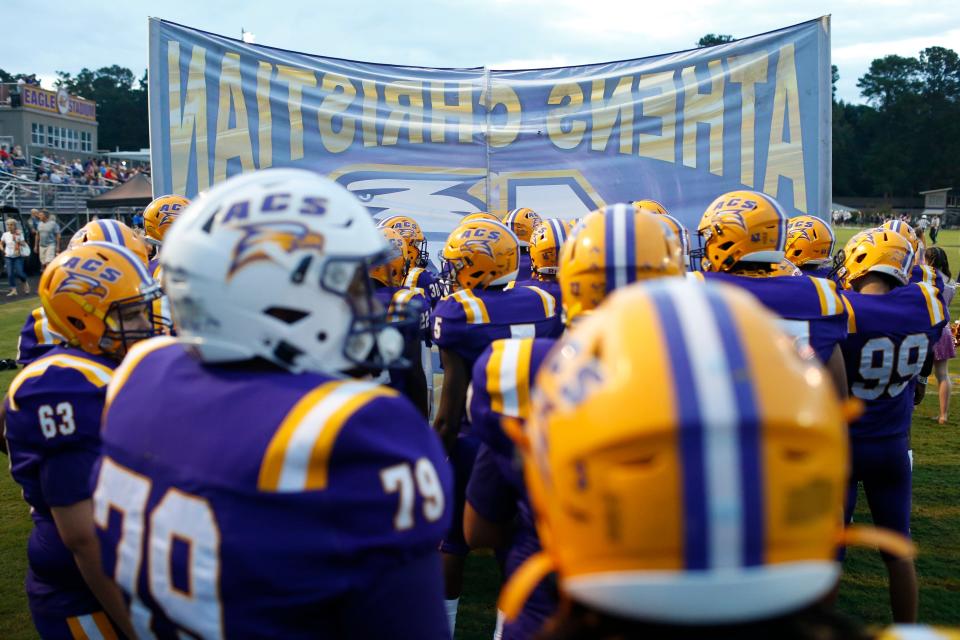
[[277, 381, 379, 492]]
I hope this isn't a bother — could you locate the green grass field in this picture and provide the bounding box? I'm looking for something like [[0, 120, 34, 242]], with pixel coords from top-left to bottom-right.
[[0, 228, 958, 639]]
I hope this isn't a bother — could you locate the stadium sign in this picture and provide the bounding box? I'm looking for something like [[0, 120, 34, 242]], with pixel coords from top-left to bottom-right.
[[20, 85, 97, 122], [148, 17, 831, 234]]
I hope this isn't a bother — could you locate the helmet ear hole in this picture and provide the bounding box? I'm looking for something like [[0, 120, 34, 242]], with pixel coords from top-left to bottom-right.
[[264, 307, 309, 324], [69, 317, 85, 331]]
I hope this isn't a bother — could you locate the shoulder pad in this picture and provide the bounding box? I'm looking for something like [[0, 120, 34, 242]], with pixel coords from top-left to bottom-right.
[[808, 276, 846, 317], [403, 266, 425, 289], [105, 336, 179, 411], [914, 281, 947, 327], [257, 380, 397, 492], [444, 289, 490, 324], [24, 306, 64, 346], [479, 338, 537, 419], [522, 285, 558, 318], [8, 351, 114, 411]]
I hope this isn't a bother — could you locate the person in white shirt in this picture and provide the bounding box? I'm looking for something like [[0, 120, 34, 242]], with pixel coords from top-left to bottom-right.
[[2, 219, 30, 296]]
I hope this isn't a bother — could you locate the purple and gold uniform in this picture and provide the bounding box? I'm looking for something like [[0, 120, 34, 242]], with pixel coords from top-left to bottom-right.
[[506, 279, 562, 310], [4, 346, 119, 638], [912, 263, 945, 296], [373, 285, 430, 397], [698, 272, 848, 364], [432, 285, 561, 556], [147, 257, 173, 334], [431, 286, 561, 368], [404, 266, 445, 307], [842, 282, 946, 539], [94, 338, 452, 639], [518, 252, 533, 281], [17, 307, 64, 366], [467, 338, 558, 639]]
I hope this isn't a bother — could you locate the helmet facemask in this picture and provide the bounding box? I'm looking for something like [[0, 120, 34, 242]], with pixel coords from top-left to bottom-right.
[[322, 251, 408, 371], [98, 284, 164, 359]]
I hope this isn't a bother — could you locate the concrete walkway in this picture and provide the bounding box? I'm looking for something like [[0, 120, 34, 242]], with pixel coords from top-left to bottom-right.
[[0, 275, 41, 305]]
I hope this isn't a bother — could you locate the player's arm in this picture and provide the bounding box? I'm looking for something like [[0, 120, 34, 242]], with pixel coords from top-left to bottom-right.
[[464, 503, 512, 550], [51, 500, 136, 639], [826, 345, 848, 400], [914, 347, 936, 405], [433, 348, 468, 455], [406, 348, 429, 418]]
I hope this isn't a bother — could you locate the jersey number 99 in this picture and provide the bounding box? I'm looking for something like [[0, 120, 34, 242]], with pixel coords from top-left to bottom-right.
[[852, 333, 929, 400]]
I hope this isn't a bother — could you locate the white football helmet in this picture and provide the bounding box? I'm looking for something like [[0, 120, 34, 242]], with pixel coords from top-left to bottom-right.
[[161, 168, 403, 373]]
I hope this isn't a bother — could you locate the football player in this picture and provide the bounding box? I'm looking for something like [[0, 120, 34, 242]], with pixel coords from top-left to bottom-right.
[[16, 220, 149, 367], [93, 169, 452, 638], [499, 278, 914, 639], [142, 194, 189, 333], [690, 190, 849, 397], [370, 225, 430, 415], [835, 227, 947, 623], [378, 215, 445, 305], [5, 242, 161, 639], [503, 208, 542, 280], [142, 194, 189, 278], [506, 218, 569, 304], [881, 219, 945, 292], [785, 214, 836, 276], [461, 212, 502, 224], [630, 198, 670, 215], [464, 205, 684, 638], [431, 216, 561, 634]]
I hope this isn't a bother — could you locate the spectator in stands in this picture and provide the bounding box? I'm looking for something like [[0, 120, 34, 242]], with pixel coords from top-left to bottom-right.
[[132, 210, 144, 229], [12, 145, 26, 167], [926, 247, 955, 425], [0, 145, 9, 163], [2, 219, 30, 296], [34, 211, 60, 274]]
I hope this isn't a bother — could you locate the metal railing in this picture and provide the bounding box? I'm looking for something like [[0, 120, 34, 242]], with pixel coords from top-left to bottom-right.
[[0, 170, 112, 235]]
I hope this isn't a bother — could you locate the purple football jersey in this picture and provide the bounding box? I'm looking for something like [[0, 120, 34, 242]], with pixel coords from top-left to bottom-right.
[[404, 266, 445, 307], [5, 346, 117, 617], [95, 338, 452, 639], [911, 264, 946, 303], [842, 282, 947, 439], [509, 279, 562, 313], [16, 306, 64, 366], [466, 338, 558, 638], [701, 272, 849, 364], [431, 286, 562, 369], [373, 285, 430, 397], [518, 252, 533, 281]]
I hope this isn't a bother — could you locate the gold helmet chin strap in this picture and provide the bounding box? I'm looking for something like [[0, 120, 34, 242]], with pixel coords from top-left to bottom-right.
[[497, 551, 555, 621]]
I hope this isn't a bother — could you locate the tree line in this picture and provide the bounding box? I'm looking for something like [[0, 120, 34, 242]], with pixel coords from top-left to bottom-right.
[[4, 37, 960, 198]]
